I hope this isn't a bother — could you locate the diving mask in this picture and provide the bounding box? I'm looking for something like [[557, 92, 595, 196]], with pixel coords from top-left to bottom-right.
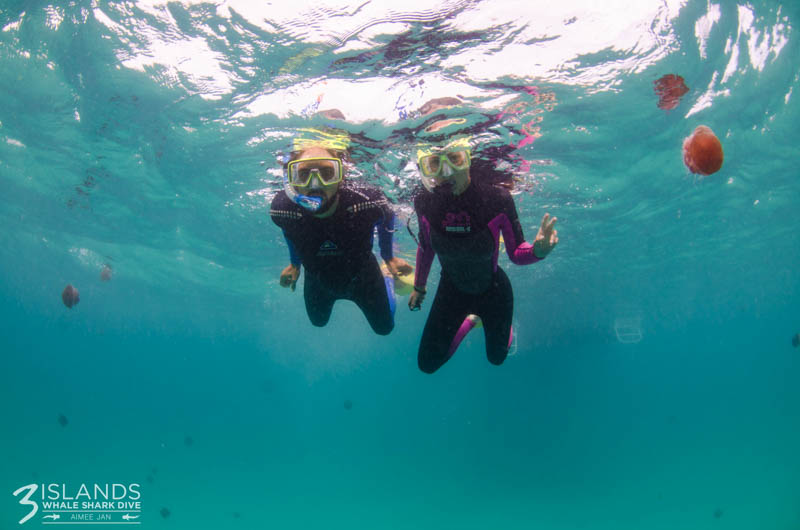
[[417, 150, 471, 178], [416, 140, 471, 193], [287, 157, 343, 187]]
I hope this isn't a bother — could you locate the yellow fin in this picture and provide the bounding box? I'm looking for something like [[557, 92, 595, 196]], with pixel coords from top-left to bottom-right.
[[381, 264, 415, 296]]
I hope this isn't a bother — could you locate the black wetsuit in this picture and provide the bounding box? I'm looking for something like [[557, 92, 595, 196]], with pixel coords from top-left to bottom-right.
[[414, 177, 542, 373], [271, 185, 396, 335]]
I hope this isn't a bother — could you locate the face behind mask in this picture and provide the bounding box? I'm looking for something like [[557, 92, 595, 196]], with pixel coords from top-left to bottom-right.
[[284, 150, 345, 212], [417, 148, 471, 195]]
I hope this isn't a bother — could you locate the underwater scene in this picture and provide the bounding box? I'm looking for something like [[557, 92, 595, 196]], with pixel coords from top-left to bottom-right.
[[1, 1, 799, 529]]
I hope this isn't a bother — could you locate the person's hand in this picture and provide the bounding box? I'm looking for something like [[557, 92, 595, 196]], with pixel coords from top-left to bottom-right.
[[408, 289, 425, 311], [384, 257, 413, 278], [279, 264, 300, 291], [533, 213, 558, 258]]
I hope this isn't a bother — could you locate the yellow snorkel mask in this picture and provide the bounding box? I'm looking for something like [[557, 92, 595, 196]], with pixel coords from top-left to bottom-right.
[[284, 128, 350, 211], [416, 137, 472, 193]]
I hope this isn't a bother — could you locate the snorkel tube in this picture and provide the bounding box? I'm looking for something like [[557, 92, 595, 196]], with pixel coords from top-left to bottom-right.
[[279, 152, 323, 212], [283, 173, 323, 212]]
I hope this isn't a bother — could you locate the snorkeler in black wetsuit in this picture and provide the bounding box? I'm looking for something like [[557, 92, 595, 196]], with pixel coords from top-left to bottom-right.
[[271, 143, 411, 335], [409, 138, 558, 373]]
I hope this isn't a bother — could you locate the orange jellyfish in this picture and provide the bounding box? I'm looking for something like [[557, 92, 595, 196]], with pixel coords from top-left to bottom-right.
[[100, 264, 112, 281], [683, 125, 724, 176], [62, 284, 80, 308], [654, 74, 689, 110]]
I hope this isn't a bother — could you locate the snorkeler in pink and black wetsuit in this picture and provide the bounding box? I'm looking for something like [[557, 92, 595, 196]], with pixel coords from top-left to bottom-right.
[[408, 139, 558, 373]]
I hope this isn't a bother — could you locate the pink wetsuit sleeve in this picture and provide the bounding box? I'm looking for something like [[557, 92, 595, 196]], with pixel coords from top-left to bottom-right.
[[413, 215, 436, 289], [488, 214, 542, 266]]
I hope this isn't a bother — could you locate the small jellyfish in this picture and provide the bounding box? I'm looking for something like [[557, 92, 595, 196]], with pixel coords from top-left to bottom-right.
[[343, 400, 353, 411], [683, 126, 724, 176], [57, 413, 69, 427], [319, 108, 346, 120], [425, 117, 466, 133], [62, 285, 80, 308], [713, 508, 723, 519], [184, 435, 193, 447], [100, 264, 112, 281], [417, 97, 462, 116], [792, 333, 799, 348], [160, 507, 171, 519], [233, 512, 241, 519], [654, 74, 689, 110], [145, 475, 154, 484]]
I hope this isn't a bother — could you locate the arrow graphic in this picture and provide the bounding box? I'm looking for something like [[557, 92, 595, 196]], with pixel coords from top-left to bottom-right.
[[43, 514, 60, 521], [122, 514, 140, 521]]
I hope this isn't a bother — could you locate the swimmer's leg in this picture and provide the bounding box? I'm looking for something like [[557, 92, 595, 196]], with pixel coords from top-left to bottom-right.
[[478, 268, 514, 366], [352, 255, 395, 335], [303, 272, 336, 327], [417, 278, 470, 374], [446, 315, 481, 359]]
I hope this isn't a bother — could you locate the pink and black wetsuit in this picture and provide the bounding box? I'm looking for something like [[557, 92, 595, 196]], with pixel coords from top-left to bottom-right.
[[413, 177, 542, 373]]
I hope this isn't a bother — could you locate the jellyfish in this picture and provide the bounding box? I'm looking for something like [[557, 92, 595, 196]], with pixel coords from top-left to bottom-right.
[[425, 117, 466, 133], [683, 126, 724, 176], [417, 97, 462, 116], [343, 399, 353, 411], [654, 74, 689, 110], [160, 507, 171, 519], [792, 333, 799, 348], [319, 108, 346, 120], [57, 413, 68, 427], [62, 285, 80, 308], [100, 264, 112, 282], [184, 435, 193, 447]]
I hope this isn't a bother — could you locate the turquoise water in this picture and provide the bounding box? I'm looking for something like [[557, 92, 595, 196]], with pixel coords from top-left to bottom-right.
[[2, 1, 799, 528]]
